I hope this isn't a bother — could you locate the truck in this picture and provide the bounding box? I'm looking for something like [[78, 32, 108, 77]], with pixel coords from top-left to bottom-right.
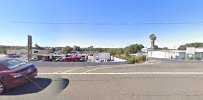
[[94, 53, 112, 62]]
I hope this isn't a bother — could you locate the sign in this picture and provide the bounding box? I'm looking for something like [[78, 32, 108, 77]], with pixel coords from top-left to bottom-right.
[[186, 47, 195, 54], [28, 35, 32, 61]]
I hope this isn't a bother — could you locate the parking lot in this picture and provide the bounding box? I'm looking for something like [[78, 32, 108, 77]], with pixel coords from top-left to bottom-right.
[[2, 60, 203, 100]]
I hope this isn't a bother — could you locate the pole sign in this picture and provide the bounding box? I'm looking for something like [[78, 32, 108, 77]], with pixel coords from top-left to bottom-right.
[[186, 47, 195, 54], [28, 35, 32, 61]]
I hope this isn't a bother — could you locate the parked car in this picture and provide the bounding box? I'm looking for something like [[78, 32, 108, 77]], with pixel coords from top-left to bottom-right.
[[54, 57, 65, 62], [79, 56, 88, 62], [0, 58, 38, 94], [65, 55, 81, 62], [31, 58, 38, 61]]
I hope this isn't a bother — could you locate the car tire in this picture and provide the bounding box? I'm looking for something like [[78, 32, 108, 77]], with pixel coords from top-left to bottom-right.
[[0, 82, 5, 95]]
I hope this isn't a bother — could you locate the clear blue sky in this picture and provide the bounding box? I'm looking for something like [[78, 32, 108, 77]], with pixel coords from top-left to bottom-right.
[[0, 0, 203, 48]]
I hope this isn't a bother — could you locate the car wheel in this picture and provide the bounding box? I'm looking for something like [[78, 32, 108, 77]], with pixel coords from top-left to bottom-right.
[[0, 82, 5, 94]]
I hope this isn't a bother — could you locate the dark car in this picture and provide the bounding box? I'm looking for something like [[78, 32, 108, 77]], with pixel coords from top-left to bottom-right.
[[0, 58, 38, 94]]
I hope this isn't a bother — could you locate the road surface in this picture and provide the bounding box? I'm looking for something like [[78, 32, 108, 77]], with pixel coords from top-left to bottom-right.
[[1, 60, 203, 100]]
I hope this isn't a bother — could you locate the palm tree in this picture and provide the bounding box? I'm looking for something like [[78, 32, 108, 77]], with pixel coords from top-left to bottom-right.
[[149, 34, 157, 50]]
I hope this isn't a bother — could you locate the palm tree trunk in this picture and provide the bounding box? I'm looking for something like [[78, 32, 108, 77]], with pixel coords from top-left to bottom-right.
[[151, 40, 154, 50]]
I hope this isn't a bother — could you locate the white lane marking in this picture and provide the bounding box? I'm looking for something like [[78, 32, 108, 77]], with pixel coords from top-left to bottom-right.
[[83, 67, 112, 73], [83, 67, 104, 73], [63, 67, 82, 73], [39, 72, 203, 75], [52, 71, 61, 73]]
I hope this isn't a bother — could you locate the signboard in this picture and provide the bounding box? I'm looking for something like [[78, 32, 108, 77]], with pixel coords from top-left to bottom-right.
[[186, 47, 195, 54], [28, 35, 32, 61]]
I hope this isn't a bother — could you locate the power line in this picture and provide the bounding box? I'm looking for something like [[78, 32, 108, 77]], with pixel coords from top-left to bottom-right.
[[12, 21, 203, 25]]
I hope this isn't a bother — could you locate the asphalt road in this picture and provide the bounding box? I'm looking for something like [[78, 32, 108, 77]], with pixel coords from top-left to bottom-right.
[[2, 60, 203, 100]]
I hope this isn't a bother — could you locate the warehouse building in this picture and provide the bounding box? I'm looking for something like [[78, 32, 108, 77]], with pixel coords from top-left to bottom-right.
[[148, 47, 203, 60]]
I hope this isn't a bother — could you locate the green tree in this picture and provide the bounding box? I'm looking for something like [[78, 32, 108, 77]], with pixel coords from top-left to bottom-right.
[[88, 46, 94, 51], [154, 45, 159, 50], [149, 34, 157, 50], [160, 47, 169, 50], [62, 46, 73, 54], [34, 43, 45, 50], [93, 48, 104, 53], [49, 48, 56, 53], [178, 45, 186, 50], [116, 48, 124, 55], [178, 43, 203, 50], [0, 48, 6, 54], [107, 49, 117, 55], [73, 45, 81, 51], [126, 44, 144, 53]]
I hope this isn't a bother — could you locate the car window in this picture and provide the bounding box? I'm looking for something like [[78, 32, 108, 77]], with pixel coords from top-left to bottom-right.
[[2, 59, 27, 69]]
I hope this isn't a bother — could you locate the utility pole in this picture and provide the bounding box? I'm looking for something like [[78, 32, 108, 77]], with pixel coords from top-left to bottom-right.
[[27, 35, 32, 62]]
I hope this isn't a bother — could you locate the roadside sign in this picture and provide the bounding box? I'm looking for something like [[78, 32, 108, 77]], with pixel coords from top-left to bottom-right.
[[28, 35, 32, 61], [186, 47, 195, 54]]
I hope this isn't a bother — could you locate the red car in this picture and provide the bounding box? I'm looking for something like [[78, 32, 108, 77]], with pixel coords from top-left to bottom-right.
[[65, 55, 81, 62], [0, 58, 38, 94]]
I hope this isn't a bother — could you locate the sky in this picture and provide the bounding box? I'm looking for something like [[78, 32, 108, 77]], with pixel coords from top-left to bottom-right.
[[0, 0, 203, 48]]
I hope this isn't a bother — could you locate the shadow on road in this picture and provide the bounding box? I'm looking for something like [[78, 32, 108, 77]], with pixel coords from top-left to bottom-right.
[[4, 78, 52, 95], [59, 78, 70, 92]]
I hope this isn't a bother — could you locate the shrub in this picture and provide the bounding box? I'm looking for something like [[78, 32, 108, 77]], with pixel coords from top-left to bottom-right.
[[128, 56, 146, 64], [195, 57, 202, 60], [136, 56, 146, 63], [188, 57, 194, 60], [115, 55, 146, 64], [128, 58, 136, 64]]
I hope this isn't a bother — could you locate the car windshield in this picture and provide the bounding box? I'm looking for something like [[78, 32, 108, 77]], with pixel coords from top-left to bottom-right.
[[2, 59, 27, 69]]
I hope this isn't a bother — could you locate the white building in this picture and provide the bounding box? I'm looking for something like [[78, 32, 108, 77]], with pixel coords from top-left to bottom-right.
[[148, 47, 203, 60], [148, 50, 174, 59], [186, 47, 203, 60]]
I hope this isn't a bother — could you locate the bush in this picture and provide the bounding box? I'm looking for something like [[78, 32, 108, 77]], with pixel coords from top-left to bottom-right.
[[128, 56, 146, 64], [195, 57, 202, 60], [128, 58, 136, 64], [136, 56, 146, 63], [115, 55, 146, 64], [188, 57, 194, 60], [122, 56, 130, 60]]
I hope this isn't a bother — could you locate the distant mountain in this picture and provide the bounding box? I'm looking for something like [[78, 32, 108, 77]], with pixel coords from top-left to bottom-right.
[[0, 45, 26, 50]]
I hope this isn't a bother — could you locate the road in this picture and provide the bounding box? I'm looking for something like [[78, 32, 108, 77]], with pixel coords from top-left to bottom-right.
[[1, 60, 203, 100]]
